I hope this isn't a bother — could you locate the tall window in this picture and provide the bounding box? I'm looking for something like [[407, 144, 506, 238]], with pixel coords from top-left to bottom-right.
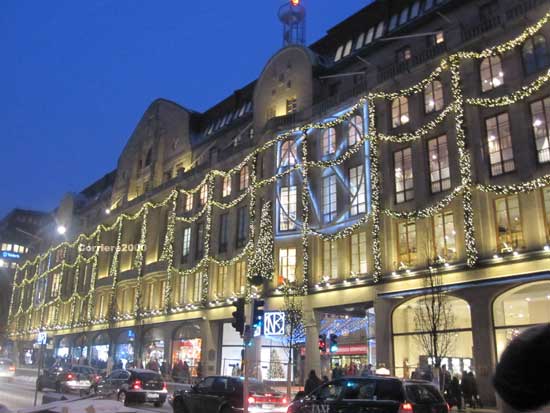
[[351, 232, 368, 274], [323, 240, 338, 279], [530, 97, 550, 163], [495, 195, 523, 251], [239, 166, 249, 190], [178, 276, 188, 304], [348, 115, 364, 146], [219, 213, 229, 253], [278, 248, 296, 284], [199, 184, 208, 206], [192, 272, 203, 303], [433, 211, 457, 261], [279, 186, 297, 231], [349, 165, 366, 216], [397, 220, 417, 266], [185, 194, 193, 212], [182, 227, 191, 262], [51, 273, 61, 297], [394, 148, 414, 203], [236, 206, 248, 247], [279, 140, 297, 167], [286, 98, 297, 114], [396, 46, 412, 63], [323, 175, 337, 222], [542, 187, 550, 241], [424, 80, 444, 113], [235, 261, 247, 295], [222, 176, 231, 197], [428, 135, 451, 193], [392, 97, 409, 127], [322, 128, 336, 156], [212, 266, 226, 298], [480, 56, 504, 92], [486, 113, 515, 176], [522, 35, 550, 75], [159, 280, 166, 309], [195, 223, 204, 259]]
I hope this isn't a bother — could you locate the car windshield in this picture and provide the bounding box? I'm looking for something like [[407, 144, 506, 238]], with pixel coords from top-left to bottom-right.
[[406, 384, 444, 404], [321, 379, 403, 402]]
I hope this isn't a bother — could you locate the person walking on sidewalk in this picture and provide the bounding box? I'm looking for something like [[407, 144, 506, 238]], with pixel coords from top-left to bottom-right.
[[304, 370, 322, 395]]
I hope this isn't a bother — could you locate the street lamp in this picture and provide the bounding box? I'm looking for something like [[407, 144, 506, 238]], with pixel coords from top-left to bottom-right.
[[56, 225, 67, 235]]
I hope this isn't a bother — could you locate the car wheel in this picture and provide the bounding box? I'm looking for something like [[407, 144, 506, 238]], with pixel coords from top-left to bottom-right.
[[173, 398, 188, 413], [154, 401, 164, 408], [118, 391, 128, 406], [220, 405, 232, 413]]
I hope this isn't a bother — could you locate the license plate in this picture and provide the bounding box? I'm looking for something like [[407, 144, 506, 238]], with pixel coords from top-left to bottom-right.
[[262, 404, 274, 409], [147, 393, 160, 399]]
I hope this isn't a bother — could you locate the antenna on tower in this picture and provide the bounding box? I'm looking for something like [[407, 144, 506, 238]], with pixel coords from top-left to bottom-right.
[[278, 0, 306, 47]]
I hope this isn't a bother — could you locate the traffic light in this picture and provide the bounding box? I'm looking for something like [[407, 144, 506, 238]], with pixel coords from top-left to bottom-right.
[[318, 334, 327, 353], [252, 299, 265, 330], [232, 298, 245, 335], [329, 334, 338, 353]]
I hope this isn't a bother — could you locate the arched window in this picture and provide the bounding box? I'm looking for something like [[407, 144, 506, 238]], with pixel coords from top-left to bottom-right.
[[348, 115, 364, 146], [480, 56, 504, 92], [343, 40, 353, 57], [279, 140, 297, 167], [392, 294, 473, 378], [392, 96, 409, 128], [321, 128, 336, 156], [493, 281, 550, 359], [522, 35, 550, 75], [424, 80, 444, 113]]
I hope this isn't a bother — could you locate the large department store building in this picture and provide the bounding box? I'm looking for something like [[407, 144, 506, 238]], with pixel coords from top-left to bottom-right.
[[8, 0, 550, 405]]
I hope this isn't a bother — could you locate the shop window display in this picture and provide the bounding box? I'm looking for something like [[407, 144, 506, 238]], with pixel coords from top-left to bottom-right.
[[115, 329, 135, 369], [91, 333, 110, 368]]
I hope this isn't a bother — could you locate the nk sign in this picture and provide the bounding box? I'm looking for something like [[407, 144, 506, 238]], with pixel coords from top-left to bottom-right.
[[264, 311, 285, 336]]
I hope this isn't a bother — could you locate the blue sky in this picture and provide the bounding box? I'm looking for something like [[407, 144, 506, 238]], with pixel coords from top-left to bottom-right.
[[1, 0, 368, 218]]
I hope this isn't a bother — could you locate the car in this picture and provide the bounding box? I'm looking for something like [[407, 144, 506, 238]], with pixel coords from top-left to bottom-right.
[[288, 376, 448, 413], [172, 376, 289, 413], [96, 368, 167, 407], [0, 358, 16, 381], [70, 365, 103, 392], [36, 365, 92, 394]]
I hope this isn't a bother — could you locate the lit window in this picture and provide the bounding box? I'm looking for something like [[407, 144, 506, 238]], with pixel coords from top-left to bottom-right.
[[222, 176, 231, 198], [397, 220, 417, 267], [348, 115, 364, 146], [278, 248, 296, 284], [239, 166, 249, 190], [343, 40, 353, 57], [349, 165, 366, 216], [480, 56, 504, 92], [1, 243, 7, 251], [235, 261, 247, 294], [410, 1, 420, 18], [199, 184, 208, 206], [392, 96, 409, 127], [365, 27, 375, 44], [192, 272, 203, 303], [182, 227, 191, 260], [286, 97, 297, 114], [236, 206, 248, 248], [399, 7, 409, 25], [323, 240, 338, 279], [435, 30, 445, 44], [212, 266, 227, 298], [394, 147, 414, 203], [486, 113, 515, 176], [355, 33, 365, 50], [424, 80, 444, 113], [51, 273, 61, 297], [530, 97, 550, 163], [389, 14, 399, 31], [396, 47, 412, 63], [428, 135, 451, 193], [279, 186, 297, 231], [351, 231, 368, 274], [495, 195, 523, 251], [433, 210, 457, 261], [185, 194, 193, 212], [322, 128, 336, 156], [178, 276, 188, 304], [522, 35, 550, 75], [374, 21, 385, 39], [334, 45, 344, 62], [219, 213, 229, 253], [323, 175, 337, 223], [279, 140, 297, 167]]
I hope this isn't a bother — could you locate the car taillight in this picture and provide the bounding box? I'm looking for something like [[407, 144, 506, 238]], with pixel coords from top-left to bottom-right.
[[132, 379, 142, 390], [95, 375, 101, 381], [446, 403, 450, 412], [248, 396, 255, 404], [8, 366, 15, 372], [399, 403, 414, 413], [67, 373, 73, 380], [163, 382, 167, 390], [282, 397, 288, 404]]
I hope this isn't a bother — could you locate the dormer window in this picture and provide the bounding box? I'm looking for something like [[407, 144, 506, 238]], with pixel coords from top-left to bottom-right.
[[410, 1, 420, 18], [343, 40, 353, 58], [374, 21, 385, 39], [334, 45, 344, 62], [389, 14, 399, 31], [355, 33, 365, 50], [365, 27, 375, 44], [399, 7, 409, 25]]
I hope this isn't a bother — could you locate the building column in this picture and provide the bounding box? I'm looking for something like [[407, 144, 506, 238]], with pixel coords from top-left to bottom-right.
[[163, 328, 173, 374], [303, 309, 321, 378], [374, 297, 394, 373], [200, 318, 220, 378]]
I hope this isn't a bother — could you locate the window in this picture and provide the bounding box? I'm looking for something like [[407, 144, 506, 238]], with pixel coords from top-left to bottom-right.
[[391, 97, 409, 127], [279, 140, 297, 167], [396, 46, 412, 63], [351, 231, 368, 274], [236, 206, 248, 248], [343, 40, 353, 57], [286, 98, 297, 114], [335, 45, 344, 62], [394, 148, 414, 203], [480, 56, 504, 92], [486, 113, 515, 176], [322, 128, 336, 156], [195, 223, 204, 259], [278, 248, 296, 284], [222, 176, 231, 198], [266, 107, 276, 121], [428, 135, 451, 193], [213, 266, 226, 298], [355, 33, 365, 50], [433, 211, 457, 261], [389, 14, 399, 31], [522, 35, 550, 75], [185, 194, 193, 212], [348, 115, 363, 146], [182, 227, 191, 262], [424, 80, 444, 113], [323, 240, 338, 279], [323, 175, 337, 222], [159, 280, 166, 308], [192, 272, 203, 303], [51, 273, 61, 297], [495, 195, 523, 251], [279, 186, 297, 231], [219, 214, 229, 253], [542, 187, 550, 241], [398, 7, 409, 25], [365, 27, 375, 45], [239, 166, 249, 190], [178, 276, 188, 304], [410, 1, 420, 18], [397, 220, 417, 266], [349, 165, 366, 216], [235, 261, 247, 294], [428, 30, 445, 46], [374, 21, 385, 39], [531, 97, 550, 163], [199, 184, 208, 206]]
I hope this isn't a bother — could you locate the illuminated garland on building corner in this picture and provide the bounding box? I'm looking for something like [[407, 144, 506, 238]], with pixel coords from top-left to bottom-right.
[[245, 156, 257, 299], [134, 208, 148, 317], [368, 97, 382, 282], [248, 201, 275, 284], [201, 176, 214, 305], [161, 191, 178, 313], [300, 133, 311, 295]]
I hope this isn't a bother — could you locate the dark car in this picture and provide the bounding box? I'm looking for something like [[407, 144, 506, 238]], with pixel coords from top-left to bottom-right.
[[288, 376, 448, 413], [36, 366, 92, 393], [96, 368, 167, 407], [172, 376, 289, 413], [0, 358, 16, 381], [70, 365, 103, 392]]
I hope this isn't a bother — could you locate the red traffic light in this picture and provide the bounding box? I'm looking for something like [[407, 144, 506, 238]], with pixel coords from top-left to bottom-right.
[[290, 0, 300, 6]]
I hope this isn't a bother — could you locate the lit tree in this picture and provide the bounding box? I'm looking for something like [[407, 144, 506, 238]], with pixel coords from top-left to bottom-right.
[[268, 349, 285, 380], [249, 201, 274, 286]]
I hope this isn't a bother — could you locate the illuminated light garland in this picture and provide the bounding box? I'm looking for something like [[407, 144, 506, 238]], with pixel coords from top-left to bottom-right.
[[382, 186, 464, 219], [201, 176, 214, 305], [248, 201, 275, 283], [308, 133, 372, 168], [245, 157, 257, 299], [107, 218, 124, 322], [212, 189, 250, 210], [369, 65, 447, 100], [175, 203, 208, 223], [368, 97, 382, 282], [256, 165, 300, 189], [300, 133, 311, 295], [134, 207, 148, 317], [161, 191, 178, 313], [308, 213, 372, 241], [477, 174, 550, 194]]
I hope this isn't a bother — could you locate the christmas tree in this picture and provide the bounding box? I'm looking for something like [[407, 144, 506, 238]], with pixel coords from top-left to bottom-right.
[[268, 349, 285, 380], [249, 201, 274, 285]]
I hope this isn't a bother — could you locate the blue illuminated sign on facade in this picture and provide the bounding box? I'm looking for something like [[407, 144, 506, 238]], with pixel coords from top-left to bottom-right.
[[1, 251, 20, 259]]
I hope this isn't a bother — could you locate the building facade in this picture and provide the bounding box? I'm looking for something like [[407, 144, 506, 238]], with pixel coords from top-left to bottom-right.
[[8, 0, 550, 405]]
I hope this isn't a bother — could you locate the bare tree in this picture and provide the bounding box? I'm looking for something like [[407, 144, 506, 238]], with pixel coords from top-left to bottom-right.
[[281, 292, 305, 399]]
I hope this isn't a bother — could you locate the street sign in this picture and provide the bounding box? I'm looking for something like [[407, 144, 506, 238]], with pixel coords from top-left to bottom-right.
[[36, 332, 47, 345], [264, 311, 285, 336]]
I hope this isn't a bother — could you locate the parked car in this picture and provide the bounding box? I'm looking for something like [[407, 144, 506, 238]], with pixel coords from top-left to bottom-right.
[[0, 358, 16, 381], [172, 376, 289, 413], [70, 365, 103, 392], [288, 376, 448, 413], [96, 368, 167, 407], [36, 366, 92, 394]]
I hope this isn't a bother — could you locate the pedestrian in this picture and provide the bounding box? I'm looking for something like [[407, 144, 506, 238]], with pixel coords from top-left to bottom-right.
[[304, 370, 322, 395], [460, 371, 473, 408], [447, 375, 462, 411], [332, 363, 343, 380], [196, 361, 203, 379], [182, 361, 190, 383], [361, 364, 374, 377], [468, 372, 480, 408], [321, 375, 329, 384]]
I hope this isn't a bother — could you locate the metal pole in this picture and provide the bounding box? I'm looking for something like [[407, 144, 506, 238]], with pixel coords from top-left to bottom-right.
[[243, 343, 249, 413], [33, 343, 44, 406]]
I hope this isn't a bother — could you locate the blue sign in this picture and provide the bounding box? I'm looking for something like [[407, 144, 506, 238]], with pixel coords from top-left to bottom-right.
[[37, 332, 48, 345], [1, 251, 20, 259]]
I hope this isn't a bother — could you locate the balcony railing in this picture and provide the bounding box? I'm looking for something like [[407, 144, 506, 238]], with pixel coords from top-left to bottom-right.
[[461, 15, 502, 43]]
